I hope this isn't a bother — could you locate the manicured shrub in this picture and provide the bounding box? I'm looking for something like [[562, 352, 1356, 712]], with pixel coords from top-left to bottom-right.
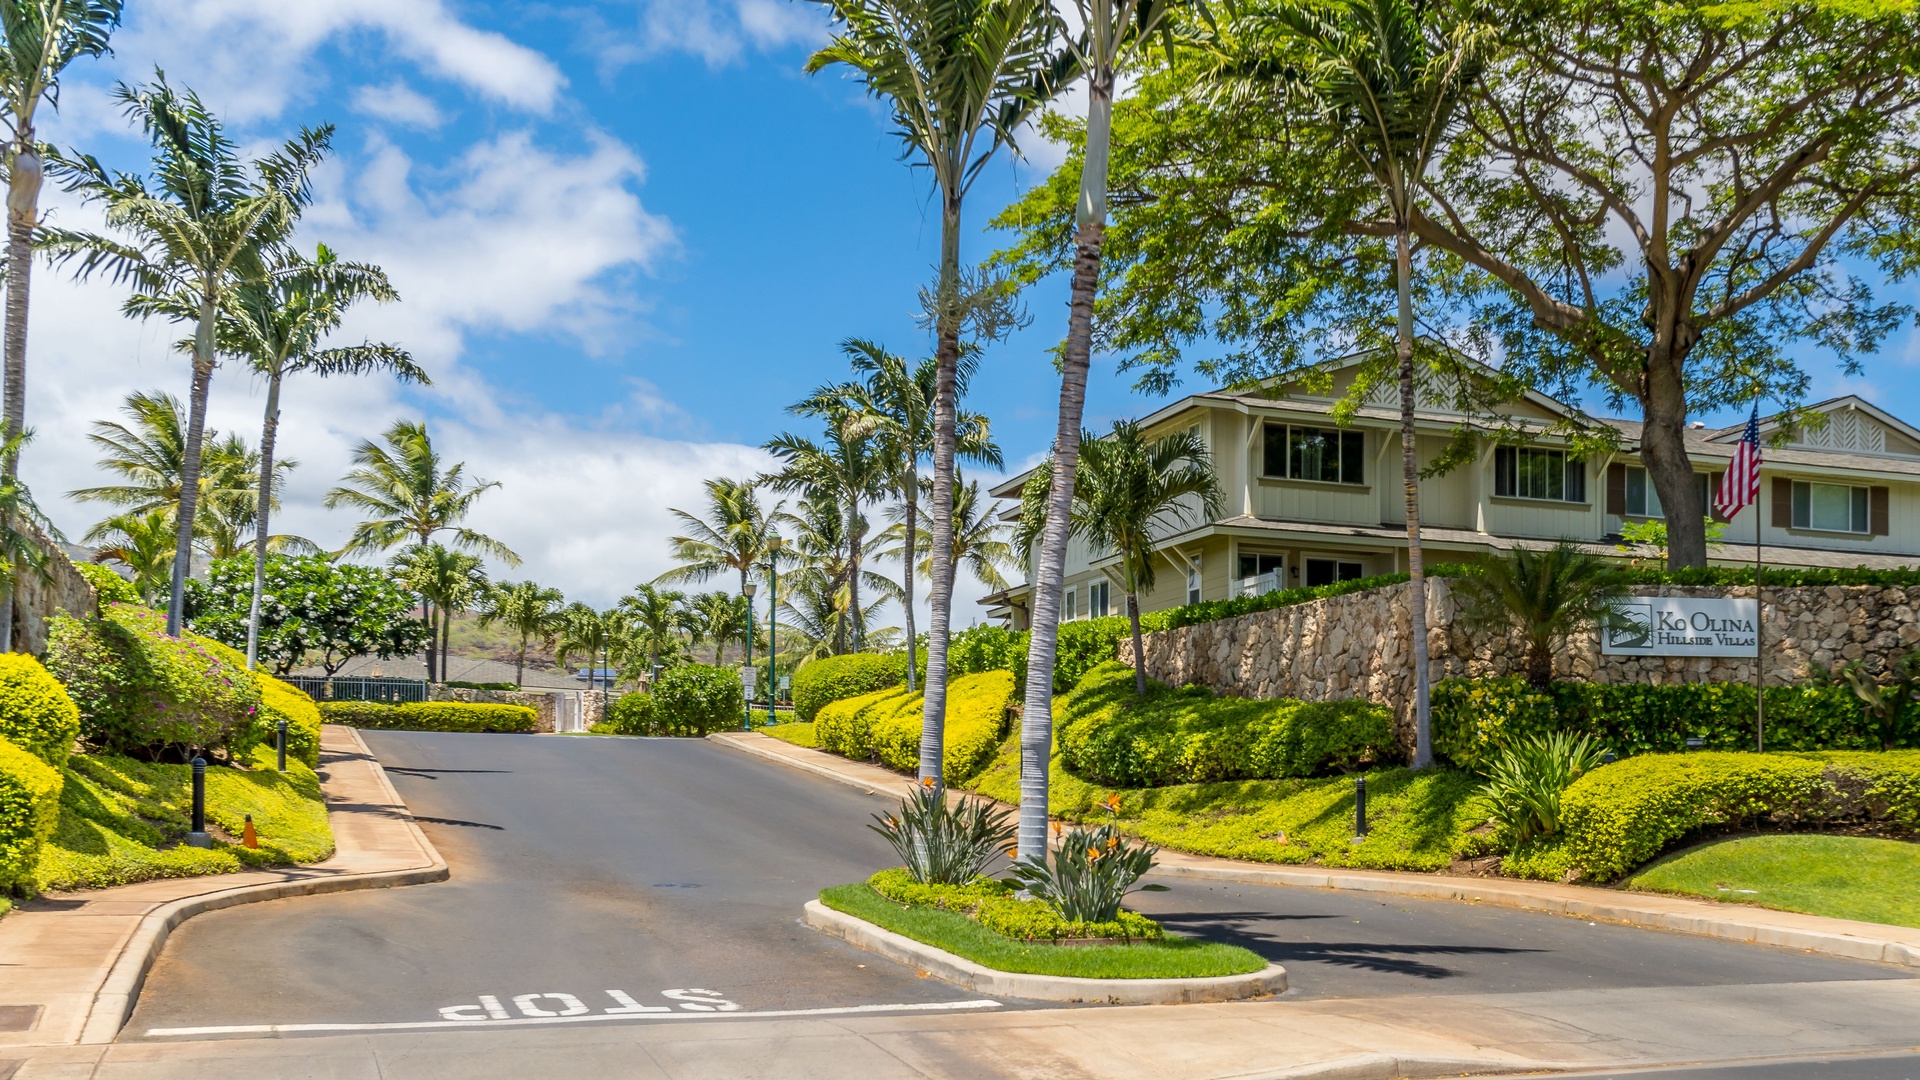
[[1433, 676, 1888, 773], [791, 653, 906, 720], [73, 560, 141, 605], [870, 671, 1017, 781], [949, 625, 1028, 682], [0, 736, 63, 891], [594, 692, 655, 735], [445, 680, 519, 691], [317, 701, 537, 733], [1539, 750, 1920, 882], [0, 654, 82, 766], [46, 604, 264, 760], [816, 686, 912, 761], [1056, 661, 1396, 787], [190, 636, 323, 767], [651, 663, 743, 737]]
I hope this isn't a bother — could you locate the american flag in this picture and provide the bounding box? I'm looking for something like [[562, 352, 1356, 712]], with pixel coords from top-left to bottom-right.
[[1713, 405, 1763, 520]]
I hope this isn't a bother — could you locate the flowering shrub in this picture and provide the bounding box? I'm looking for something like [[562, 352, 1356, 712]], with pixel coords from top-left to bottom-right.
[[184, 555, 428, 676], [869, 778, 1015, 885], [46, 604, 264, 760], [1005, 796, 1159, 923]]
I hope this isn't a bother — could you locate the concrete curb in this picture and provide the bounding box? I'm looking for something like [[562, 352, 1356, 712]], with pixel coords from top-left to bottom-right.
[[718, 732, 1920, 973], [74, 726, 450, 1045], [708, 731, 907, 796], [802, 899, 1288, 1004]]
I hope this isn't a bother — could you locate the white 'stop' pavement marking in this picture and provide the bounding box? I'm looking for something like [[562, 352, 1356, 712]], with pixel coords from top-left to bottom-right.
[[144, 998, 1005, 1037]]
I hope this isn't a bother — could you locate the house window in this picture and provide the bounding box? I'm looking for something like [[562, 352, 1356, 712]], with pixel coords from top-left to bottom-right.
[[1088, 580, 1111, 618], [1494, 446, 1586, 502], [1186, 565, 1201, 605], [1062, 586, 1077, 621], [1237, 553, 1285, 596], [1304, 559, 1365, 587], [1791, 481, 1869, 533], [1262, 424, 1364, 484], [1624, 467, 1711, 518]]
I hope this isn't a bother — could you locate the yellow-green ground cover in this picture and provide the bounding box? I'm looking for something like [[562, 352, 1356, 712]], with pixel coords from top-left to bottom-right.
[[1629, 834, 1920, 929], [764, 721, 817, 748], [35, 743, 333, 892]]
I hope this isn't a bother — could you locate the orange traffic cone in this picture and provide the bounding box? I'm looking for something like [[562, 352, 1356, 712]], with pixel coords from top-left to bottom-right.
[[242, 814, 258, 849]]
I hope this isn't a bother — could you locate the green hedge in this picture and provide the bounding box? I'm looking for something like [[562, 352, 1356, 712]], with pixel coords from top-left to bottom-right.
[[1433, 677, 1897, 773], [815, 671, 1016, 783], [0, 654, 82, 766], [1056, 661, 1397, 787], [1536, 750, 1920, 882], [73, 560, 141, 605], [792, 653, 906, 720], [46, 604, 265, 760], [651, 664, 742, 736], [0, 736, 63, 891], [318, 701, 538, 733], [595, 692, 655, 735]]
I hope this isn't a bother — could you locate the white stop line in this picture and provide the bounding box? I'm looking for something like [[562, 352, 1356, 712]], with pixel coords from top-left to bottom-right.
[[144, 995, 1004, 1038]]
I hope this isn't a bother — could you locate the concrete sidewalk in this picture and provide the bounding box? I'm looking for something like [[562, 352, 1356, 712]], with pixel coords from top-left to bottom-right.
[[0, 725, 447, 1049], [708, 730, 1920, 970]]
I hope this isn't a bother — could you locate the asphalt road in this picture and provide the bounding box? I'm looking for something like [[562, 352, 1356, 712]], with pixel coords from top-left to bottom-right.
[[125, 731, 1910, 1040], [1545, 1052, 1920, 1079]]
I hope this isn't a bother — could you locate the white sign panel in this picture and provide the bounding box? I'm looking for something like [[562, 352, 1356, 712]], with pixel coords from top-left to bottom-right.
[[1602, 597, 1758, 657]]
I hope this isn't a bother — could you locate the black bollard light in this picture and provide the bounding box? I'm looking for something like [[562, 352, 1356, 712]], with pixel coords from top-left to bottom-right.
[[1353, 775, 1368, 842], [187, 757, 211, 848], [276, 719, 288, 773]]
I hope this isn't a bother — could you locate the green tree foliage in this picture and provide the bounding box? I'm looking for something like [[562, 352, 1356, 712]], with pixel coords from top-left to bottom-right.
[[184, 554, 428, 676], [325, 419, 517, 562], [656, 477, 781, 596], [397, 543, 487, 682], [1449, 542, 1627, 688]]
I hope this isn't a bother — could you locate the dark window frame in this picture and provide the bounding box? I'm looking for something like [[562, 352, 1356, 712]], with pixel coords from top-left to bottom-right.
[[1262, 423, 1365, 485], [1494, 445, 1587, 503]]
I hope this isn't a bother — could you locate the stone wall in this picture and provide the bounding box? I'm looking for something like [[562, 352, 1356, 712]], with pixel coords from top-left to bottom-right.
[[10, 524, 96, 655], [1120, 581, 1920, 748]]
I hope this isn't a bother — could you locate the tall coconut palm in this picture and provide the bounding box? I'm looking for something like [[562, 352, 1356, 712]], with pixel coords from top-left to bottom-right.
[[478, 579, 565, 688], [619, 583, 688, 677], [827, 338, 1001, 690], [1214, 0, 1495, 768], [398, 543, 486, 684], [88, 509, 171, 605], [0, 0, 121, 648], [805, 0, 1062, 786], [765, 406, 887, 652], [656, 477, 781, 596], [881, 474, 1016, 594], [186, 432, 314, 559], [326, 420, 518, 561], [556, 602, 623, 704], [682, 590, 751, 664], [222, 243, 424, 669], [1014, 0, 1209, 862], [46, 73, 331, 635], [1019, 420, 1220, 696]]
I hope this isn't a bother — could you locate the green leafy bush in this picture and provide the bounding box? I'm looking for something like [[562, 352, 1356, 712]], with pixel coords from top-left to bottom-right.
[[949, 625, 1028, 682], [868, 781, 1014, 884], [870, 670, 1017, 781], [73, 560, 141, 605], [815, 685, 911, 760], [1159, 570, 1433, 630], [0, 736, 63, 890], [594, 692, 655, 735], [46, 604, 265, 760], [0, 654, 82, 766], [1433, 676, 1886, 773], [650, 664, 742, 736], [791, 653, 906, 720], [866, 867, 1162, 943], [1057, 661, 1396, 787], [190, 636, 323, 767], [1481, 732, 1609, 846], [1536, 750, 1920, 882], [318, 701, 537, 733], [1005, 802, 1158, 923], [184, 554, 429, 677], [445, 680, 520, 691]]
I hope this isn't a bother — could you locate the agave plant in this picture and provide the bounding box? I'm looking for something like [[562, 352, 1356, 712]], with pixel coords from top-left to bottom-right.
[[1004, 795, 1157, 922], [1481, 731, 1610, 847], [868, 778, 1015, 885]]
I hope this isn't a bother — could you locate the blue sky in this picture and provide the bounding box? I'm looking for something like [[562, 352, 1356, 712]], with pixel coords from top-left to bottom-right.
[[23, 0, 1917, 619]]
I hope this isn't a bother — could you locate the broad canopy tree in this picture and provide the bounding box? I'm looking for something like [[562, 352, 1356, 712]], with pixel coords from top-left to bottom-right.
[[185, 553, 429, 676]]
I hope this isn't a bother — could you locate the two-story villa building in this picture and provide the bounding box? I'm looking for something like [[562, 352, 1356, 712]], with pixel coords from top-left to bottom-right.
[[982, 358, 1920, 628]]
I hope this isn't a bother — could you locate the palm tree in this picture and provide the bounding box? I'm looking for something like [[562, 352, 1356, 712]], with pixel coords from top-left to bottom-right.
[[1210, 0, 1494, 769], [827, 338, 1001, 690], [619, 583, 688, 677], [46, 73, 331, 635], [478, 580, 565, 688], [778, 571, 894, 666], [682, 590, 751, 664], [556, 602, 623, 705], [1452, 542, 1625, 689], [1021, 420, 1221, 695], [222, 243, 425, 669], [1014, 0, 1207, 862], [88, 509, 171, 605], [326, 419, 519, 559], [398, 543, 486, 683], [805, 0, 1061, 786], [766, 403, 888, 653], [0, 0, 122, 477], [656, 477, 781, 597], [187, 433, 315, 559], [881, 474, 1016, 594]]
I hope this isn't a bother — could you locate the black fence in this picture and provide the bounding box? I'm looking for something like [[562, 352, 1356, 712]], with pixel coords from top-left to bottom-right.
[[286, 676, 431, 704]]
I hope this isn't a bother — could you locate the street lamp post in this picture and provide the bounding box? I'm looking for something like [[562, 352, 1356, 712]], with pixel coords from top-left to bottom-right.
[[742, 581, 758, 730], [766, 538, 782, 723]]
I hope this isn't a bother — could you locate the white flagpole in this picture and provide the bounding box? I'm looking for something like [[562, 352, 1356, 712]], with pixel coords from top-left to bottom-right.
[[1755, 469, 1764, 753]]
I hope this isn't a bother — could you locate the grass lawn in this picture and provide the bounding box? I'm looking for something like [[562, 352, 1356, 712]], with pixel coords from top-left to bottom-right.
[[763, 721, 817, 749], [958, 735, 1491, 873], [1628, 834, 1920, 929], [34, 744, 334, 892], [819, 883, 1266, 979]]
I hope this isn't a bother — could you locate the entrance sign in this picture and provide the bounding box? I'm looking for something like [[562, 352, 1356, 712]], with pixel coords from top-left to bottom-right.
[[1602, 597, 1758, 657]]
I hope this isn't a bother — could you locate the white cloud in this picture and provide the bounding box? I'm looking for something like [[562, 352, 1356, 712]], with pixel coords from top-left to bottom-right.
[[352, 80, 446, 130], [91, 0, 564, 123], [603, 0, 827, 69]]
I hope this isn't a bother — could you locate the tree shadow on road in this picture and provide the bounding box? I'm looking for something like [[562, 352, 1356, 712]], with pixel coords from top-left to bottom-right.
[[1153, 910, 1547, 980]]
